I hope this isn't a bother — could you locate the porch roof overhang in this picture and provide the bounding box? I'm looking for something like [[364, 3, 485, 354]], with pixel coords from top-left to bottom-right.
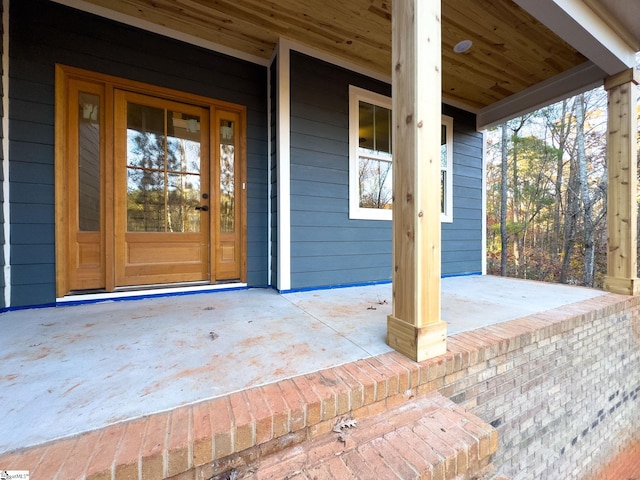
[[53, 0, 639, 130]]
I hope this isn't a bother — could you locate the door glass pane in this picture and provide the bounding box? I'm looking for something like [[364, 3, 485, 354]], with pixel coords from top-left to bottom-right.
[[78, 92, 100, 231], [220, 120, 235, 233], [125, 102, 202, 232], [167, 173, 201, 232], [166, 111, 202, 233], [127, 166, 165, 232]]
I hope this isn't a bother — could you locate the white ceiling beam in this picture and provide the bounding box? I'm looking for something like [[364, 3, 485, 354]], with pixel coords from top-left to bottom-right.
[[515, 0, 637, 75], [477, 61, 605, 130]]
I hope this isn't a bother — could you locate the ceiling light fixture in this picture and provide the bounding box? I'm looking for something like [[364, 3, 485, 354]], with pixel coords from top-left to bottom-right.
[[453, 39, 473, 53]]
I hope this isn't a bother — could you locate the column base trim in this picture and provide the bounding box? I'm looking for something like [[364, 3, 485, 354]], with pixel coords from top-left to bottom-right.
[[603, 276, 640, 296], [387, 316, 447, 362]]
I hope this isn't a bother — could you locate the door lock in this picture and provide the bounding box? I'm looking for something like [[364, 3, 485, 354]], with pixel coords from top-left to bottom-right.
[[195, 205, 209, 211]]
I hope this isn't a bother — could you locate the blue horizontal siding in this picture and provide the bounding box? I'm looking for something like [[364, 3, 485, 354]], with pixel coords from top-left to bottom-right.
[[288, 53, 484, 288], [442, 104, 484, 276]]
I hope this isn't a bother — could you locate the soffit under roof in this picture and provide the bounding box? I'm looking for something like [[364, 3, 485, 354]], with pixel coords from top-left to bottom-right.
[[60, 0, 638, 121]]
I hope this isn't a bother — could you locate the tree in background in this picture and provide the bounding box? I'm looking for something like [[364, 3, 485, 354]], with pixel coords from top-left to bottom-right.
[[486, 86, 612, 287]]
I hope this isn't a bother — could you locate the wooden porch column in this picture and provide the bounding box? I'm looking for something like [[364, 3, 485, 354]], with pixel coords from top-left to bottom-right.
[[386, 0, 447, 362], [603, 68, 640, 296]]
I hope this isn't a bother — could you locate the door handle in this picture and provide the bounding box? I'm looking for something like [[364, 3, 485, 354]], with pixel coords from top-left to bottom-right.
[[195, 205, 209, 211]]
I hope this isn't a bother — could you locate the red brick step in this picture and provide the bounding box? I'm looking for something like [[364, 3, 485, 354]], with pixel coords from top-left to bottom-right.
[[223, 391, 497, 480]]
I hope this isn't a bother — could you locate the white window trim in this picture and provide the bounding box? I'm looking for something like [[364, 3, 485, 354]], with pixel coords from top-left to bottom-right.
[[348, 85, 454, 222], [441, 114, 454, 223], [349, 85, 393, 220]]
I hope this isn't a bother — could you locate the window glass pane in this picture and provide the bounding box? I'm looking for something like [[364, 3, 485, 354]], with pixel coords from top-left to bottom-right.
[[358, 99, 392, 210], [441, 170, 446, 214], [374, 105, 391, 154], [167, 112, 201, 174], [126, 103, 165, 170], [126, 103, 166, 232], [358, 101, 375, 151], [125, 103, 203, 233], [220, 120, 235, 233], [359, 101, 391, 155], [359, 156, 392, 209], [166, 110, 202, 233], [78, 92, 100, 231], [127, 167, 165, 232], [441, 124, 448, 168], [167, 173, 201, 232]]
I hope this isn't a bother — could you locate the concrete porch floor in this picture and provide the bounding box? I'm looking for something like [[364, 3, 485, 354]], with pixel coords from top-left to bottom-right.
[[0, 275, 606, 455]]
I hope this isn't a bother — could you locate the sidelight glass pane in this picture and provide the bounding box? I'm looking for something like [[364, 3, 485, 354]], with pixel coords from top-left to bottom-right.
[[78, 92, 101, 231], [126, 103, 203, 233], [220, 120, 235, 234]]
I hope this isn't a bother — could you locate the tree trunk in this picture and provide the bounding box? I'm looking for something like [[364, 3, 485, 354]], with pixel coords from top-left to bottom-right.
[[576, 94, 596, 286], [552, 100, 569, 267], [510, 118, 528, 277], [560, 149, 579, 284], [512, 139, 520, 276], [500, 123, 508, 276]]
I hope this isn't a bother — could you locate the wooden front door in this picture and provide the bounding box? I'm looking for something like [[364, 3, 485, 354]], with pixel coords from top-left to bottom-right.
[[114, 91, 210, 287], [56, 66, 246, 296]]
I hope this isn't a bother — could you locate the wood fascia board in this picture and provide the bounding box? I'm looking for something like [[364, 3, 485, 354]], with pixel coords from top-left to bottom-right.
[[477, 61, 605, 130], [49, 0, 270, 67], [515, 0, 636, 75]]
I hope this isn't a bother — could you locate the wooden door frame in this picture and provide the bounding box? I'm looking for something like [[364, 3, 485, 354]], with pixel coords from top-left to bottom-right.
[[55, 65, 247, 297]]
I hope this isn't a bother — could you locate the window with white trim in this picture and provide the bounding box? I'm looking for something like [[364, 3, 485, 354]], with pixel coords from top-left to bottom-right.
[[349, 85, 454, 222], [441, 115, 454, 222]]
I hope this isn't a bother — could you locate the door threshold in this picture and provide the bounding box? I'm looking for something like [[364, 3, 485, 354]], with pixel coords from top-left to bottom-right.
[[56, 282, 248, 305]]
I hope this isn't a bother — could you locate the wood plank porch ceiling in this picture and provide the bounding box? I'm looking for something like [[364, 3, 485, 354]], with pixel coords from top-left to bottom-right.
[[81, 0, 587, 111]]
